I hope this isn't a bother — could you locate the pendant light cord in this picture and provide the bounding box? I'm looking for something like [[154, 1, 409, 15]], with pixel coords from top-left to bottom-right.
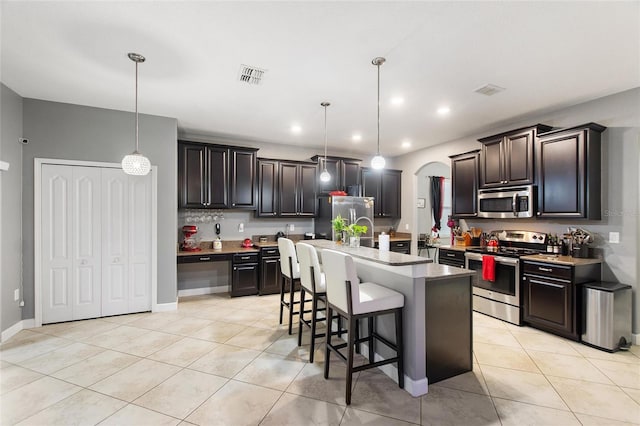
[[323, 104, 328, 163], [376, 61, 380, 156], [135, 60, 139, 153]]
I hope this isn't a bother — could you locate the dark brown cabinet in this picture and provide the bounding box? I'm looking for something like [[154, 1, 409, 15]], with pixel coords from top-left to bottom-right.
[[361, 168, 402, 218], [257, 159, 317, 217], [232, 253, 259, 297], [259, 247, 281, 295], [311, 155, 361, 194], [523, 260, 600, 341], [535, 123, 605, 219], [178, 141, 257, 209], [478, 124, 552, 188], [449, 150, 479, 218], [438, 248, 465, 268], [390, 240, 410, 254]]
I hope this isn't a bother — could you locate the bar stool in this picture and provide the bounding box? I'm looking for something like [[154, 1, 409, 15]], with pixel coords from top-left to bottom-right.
[[278, 237, 302, 335], [321, 249, 404, 405], [296, 242, 330, 363]]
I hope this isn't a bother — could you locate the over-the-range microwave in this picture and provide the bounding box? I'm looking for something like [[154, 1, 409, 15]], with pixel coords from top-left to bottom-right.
[[477, 185, 535, 219]]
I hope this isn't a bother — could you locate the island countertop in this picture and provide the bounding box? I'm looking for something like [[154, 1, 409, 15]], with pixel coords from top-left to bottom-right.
[[304, 239, 429, 266]]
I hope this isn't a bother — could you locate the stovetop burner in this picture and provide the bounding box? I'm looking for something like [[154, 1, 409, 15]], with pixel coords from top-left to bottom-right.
[[466, 230, 548, 258]]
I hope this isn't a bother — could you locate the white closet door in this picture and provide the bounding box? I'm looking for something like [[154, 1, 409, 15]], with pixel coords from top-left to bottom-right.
[[128, 174, 152, 312], [42, 165, 74, 323], [71, 166, 102, 320], [101, 168, 130, 316]]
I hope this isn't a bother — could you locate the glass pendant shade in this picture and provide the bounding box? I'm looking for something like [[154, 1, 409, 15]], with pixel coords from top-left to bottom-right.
[[122, 52, 151, 176], [371, 154, 386, 170], [320, 169, 331, 182], [122, 151, 151, 175]]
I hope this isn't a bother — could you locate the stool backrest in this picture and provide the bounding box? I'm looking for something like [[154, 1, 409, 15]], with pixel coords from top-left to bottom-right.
[[278, 237, 299, 279], [296, 242, 323, 293], [321, 249, 359, 314]]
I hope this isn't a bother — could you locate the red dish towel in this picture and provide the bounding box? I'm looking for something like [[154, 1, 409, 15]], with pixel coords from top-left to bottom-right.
[[482, 255, 495, 282]]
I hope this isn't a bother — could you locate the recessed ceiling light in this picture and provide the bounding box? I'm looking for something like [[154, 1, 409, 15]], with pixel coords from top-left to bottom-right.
[[390, 97, 404, 106], [291, 124, 302, 134], [352, 134, 362, 142], [437, 106, 451, 116], [401, 140, 412, 148]]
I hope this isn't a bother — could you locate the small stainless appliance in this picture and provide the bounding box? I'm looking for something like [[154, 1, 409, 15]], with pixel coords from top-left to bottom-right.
[[477, 185, 535, 219], [315, 196, 375, 247], [465, 230, 547, 325]]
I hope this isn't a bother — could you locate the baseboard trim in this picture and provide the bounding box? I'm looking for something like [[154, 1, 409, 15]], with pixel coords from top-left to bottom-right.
[[153, 301, 178, 312], [178, 286, 229, 297], [632, 333, 639, 346], [1, 319, 35, 343]]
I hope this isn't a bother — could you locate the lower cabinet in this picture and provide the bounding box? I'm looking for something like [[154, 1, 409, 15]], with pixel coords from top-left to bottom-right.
[[232, 253, 259, 297], [438, 248, 466, 268], [390, 241, 410, 254], [259, 247, 281, 295]]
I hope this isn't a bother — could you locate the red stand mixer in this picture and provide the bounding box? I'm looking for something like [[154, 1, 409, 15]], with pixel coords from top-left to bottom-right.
[[181, 225, 201, 251]]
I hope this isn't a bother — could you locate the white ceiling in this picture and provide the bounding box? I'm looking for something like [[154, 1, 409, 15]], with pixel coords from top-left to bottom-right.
[[2, 1, 639, 157]]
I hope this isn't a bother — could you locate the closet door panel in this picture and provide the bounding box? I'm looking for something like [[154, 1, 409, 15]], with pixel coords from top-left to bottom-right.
[[128, 175, 152, 312], [71, 167, 102, 320], [42, 165, 73, 324], [101, 169, 129, 316]]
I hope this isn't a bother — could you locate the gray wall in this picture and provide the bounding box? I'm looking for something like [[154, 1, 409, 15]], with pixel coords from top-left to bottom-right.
[[1, 84, 24, 335], [393, 87, 640, 333], [22, 99, 178, 319]]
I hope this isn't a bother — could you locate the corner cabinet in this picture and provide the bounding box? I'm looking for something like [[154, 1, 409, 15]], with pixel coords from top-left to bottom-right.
[[257, 158, 317, 218], [361, 168, 402, 218], [449, 150, 479, 218], [311, 155, 362, 195], [535, 123, 605, 219], [478, 124, 552, 188], [178, 141, 257, 209]]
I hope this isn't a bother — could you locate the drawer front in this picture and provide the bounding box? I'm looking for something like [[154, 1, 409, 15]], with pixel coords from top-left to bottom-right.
[[260, 247, 280, 258], [390, 241, 410, 249], [233, 253, 259, 264], [523, 261, 571, 280], [178, 254, 230, 264], [439, 249, 465, 264]]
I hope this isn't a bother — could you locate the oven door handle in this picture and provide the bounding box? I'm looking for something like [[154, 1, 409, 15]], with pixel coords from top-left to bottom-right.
[[465, 253, 519, 265]]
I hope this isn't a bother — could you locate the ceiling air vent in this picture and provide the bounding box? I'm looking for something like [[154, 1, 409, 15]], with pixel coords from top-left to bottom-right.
[[238, 64, 266, 85], [474, 84, 506, 96]]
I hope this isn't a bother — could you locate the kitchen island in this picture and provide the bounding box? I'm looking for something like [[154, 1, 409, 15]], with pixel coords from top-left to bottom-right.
[[305, 240, 475, 396]]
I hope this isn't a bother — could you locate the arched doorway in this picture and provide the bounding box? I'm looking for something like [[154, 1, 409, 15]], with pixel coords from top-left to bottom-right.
[[415, 161, 451, 256]]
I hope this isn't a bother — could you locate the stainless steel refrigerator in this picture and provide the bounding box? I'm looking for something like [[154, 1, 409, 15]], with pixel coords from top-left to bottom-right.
[[315, 196, 375, 247]]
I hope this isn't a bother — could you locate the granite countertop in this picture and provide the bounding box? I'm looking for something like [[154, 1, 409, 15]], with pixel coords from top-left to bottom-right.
[[520, 253, 603, 266], [177, 240, 259, 256], [304, 239, 430, 266]]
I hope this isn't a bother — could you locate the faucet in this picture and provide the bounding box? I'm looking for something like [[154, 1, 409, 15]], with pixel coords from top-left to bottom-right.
[[355, 216, 375, 247]]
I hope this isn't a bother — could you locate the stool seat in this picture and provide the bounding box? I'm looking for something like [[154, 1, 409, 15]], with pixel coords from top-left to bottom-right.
[[356, 282, 404, 314]]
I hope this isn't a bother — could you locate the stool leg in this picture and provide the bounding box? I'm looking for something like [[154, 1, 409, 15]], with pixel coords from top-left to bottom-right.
[[298, 288, 305, 347], [395, 308, 404, 389], [355, 319, 360, 355], [368, 316, 374, 363], [309, 294, 318, 363], [324, 306, 333, 380], [346, 316, 356, 405], [288, 279, 295, 335], [337, 316, 343, 338], [279, 275, 286, 325]]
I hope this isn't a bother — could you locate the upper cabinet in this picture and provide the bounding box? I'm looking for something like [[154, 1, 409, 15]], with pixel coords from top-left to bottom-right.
[[535, 123, 605, 219], [178, 140, 257, 209], [257, 158, 317, 217], [311, 155, 362, 194], [478, 124, 552, 188], [450, 150, 480, 218], [361, 168, 402, 218]]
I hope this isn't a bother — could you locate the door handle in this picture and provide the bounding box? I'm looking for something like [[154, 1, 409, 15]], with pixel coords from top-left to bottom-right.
[[199, 257, 211, 261], [113, 257, 119, 263]]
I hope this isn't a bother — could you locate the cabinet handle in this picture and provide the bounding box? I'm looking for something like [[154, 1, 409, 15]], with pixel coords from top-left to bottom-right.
[[446, 253, 456, 257], [199, 257, 211, 261], [240, 256, 251, 260], [528, 278, 564, 289], [538, 267, 553, 272], [396, 243, 405, 247]]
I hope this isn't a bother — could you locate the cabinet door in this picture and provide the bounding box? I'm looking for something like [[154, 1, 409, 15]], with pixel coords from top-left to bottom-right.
[[505, 130, 534, 185], [279, 163, 299, 217], [524, 276, 572, 335], [451, 152, 479, 218], [260, 258, 281, 295], [178, 143, 207, 208], [536, 131, 585, 218], [298, 164, 317, 216], [232, 264, 259, 296], [480, 137, 503, 188], [257, 160, 278, 217], [381, 170, 401, 218], [127, 173, 152, 313], [230, 149, 256, 208], [317, 158, 340, 194], [361, 168, 381, 216], [342, 160, 361, 191], [208, 147, 229, 208]]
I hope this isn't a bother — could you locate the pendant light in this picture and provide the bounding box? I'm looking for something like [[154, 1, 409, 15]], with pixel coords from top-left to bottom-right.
[[319, 102, 331, 182], [121, 52, 151, 176], [371, 57, 386, 170]]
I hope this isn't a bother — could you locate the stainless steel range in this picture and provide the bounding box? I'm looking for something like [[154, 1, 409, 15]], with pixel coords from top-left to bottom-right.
[[464, 230, 547, 325]]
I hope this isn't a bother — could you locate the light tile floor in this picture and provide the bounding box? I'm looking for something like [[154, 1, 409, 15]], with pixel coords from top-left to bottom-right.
[[1, 293, 639, 425]]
